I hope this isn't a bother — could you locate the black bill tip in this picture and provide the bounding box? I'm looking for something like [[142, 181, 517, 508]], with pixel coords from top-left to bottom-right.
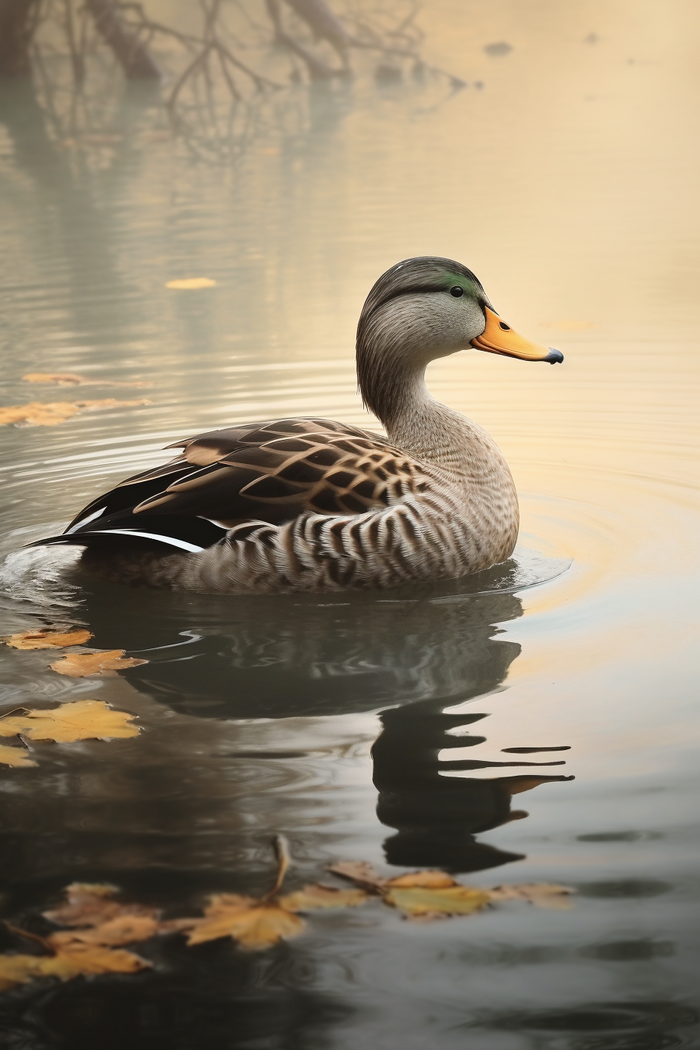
[[545, 347, 564, 364]]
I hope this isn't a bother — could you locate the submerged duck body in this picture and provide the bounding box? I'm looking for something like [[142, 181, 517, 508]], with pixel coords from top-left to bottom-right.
[[35, 257, 563, 592]]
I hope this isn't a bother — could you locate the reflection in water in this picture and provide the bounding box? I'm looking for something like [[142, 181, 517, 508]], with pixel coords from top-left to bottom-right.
[[71, 563, 533, 718], [489, 1000, 699, 1045], [0, 563, 577, 1047], [57, 567, 573, 877], [373, 701, 572, 872]]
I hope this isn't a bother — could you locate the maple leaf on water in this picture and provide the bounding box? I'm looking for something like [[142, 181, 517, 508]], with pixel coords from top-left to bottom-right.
[[330, 863, 574, 920], [327, 861, 388, 892], [0, 954, 47, 992], [42, 883, 154, 929], [185, 838, 368, 951], [0, 742, 36, 768], [384, 884, 491, 918], [0, 854, 361, 988], [0, 884, 159, 990], [49, 650, 148, 677], [39, 943, 150, 981], [278, 884, 367, 911], [386, 871, 458, 889], [0, 700, 140, 743], [0, 399, 151, 428], [2, 628, 93, 650], [487, 883, 574, 909], [379, 870, 490, 918], [50, 915, 160, 948], [0, 944, 150, 991], [186, 894, 306, 951]]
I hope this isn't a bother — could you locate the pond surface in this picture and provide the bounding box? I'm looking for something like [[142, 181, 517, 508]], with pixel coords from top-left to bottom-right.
[[1, 1, 699, 1047]]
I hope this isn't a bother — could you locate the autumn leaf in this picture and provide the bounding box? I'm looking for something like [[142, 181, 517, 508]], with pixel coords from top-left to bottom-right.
[[329, 863, 574, 920], [328, 860, 388, 892], [182, 837, 364, 950], [0, 953, 47, 991], [384, 884, 490, 918], [49, 650, 147, 677], [39, 942, 150, 980], [22, 373, 152, 389], [186, 894, 305, 951], [1, 884, 157, 990], [3, 628, 92, 650], [0, 944, 150, 990], [43, 883, 124, 928], [278, 884, 367, 911], [49, 914, 160, 948], [385, 871, 456, 890], [165, 277, 216, 290], [0, 399, 151, 427], [0, 700, 140, 742], [487, 883, 574, 909], [0, 741, 36, 768]]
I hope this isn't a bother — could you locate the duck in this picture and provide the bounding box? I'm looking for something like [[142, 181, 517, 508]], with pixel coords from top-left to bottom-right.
[[33, 257, 563, 592]]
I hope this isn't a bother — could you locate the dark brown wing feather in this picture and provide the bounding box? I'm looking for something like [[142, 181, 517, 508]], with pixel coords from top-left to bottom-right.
[[131, 417, 425, 525]]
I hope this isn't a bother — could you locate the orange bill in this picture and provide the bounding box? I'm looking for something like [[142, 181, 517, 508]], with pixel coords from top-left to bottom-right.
[[471, 306, 563, 364]]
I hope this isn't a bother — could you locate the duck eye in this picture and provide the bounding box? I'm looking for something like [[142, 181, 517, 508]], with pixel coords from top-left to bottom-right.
[[450, 287, 464, 297]]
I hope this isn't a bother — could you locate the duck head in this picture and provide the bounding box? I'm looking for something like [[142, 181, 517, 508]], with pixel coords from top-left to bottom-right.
[[356, 256, 563, 419]]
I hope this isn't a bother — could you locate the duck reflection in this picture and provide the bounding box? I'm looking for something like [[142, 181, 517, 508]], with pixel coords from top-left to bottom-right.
[[74, 565, 572, 876], [373, 700, 572, 873], [77, 566, 525, 718]]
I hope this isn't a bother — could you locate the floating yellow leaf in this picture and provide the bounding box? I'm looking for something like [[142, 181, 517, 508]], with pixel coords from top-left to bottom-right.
[[186, 894, 305, 951], [49, 650, 147, 677], [0, 741, 36, 768], [43, 883, 122, 927], [0, 944, 150, 990], [22, 373, 152, 388], [1, 885, 157, 990], [0, 399, 151, 427], [487, 883, 574, 909], [3, 628, 93, 650], [0, 699, 140, 742], [49, 914, 160, 948], [40, 942, 150, 980], [328, 860, 387, 892], [0, 954, 47, 991], [43, 883, 153, 928], [165, 277, 217, 290], [384, 884, 491, 918], [332, 861, 575, 919], [385, 870, 456, 890], [278, 884, 367, 911]]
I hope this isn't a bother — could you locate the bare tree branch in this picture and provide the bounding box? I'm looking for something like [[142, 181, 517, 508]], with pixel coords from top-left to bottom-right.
[[85, 0, 160, 78]]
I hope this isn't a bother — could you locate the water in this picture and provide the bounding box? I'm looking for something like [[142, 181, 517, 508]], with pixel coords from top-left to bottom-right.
[[1, 1, 699, 1046]]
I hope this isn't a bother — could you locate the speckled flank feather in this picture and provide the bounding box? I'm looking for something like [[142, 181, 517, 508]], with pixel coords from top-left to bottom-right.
[[35, 255, 557, 593]]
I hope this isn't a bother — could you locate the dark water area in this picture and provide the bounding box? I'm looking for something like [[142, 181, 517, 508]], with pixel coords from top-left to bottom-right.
[[1, 1, 699, 1047]]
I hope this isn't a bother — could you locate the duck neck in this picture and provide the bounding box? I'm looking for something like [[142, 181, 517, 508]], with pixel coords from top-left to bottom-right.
[[391, 375, 479, 471], [360, 355, 475, 473]]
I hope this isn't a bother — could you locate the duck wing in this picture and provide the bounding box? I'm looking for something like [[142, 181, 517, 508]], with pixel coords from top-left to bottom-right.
[[36, 417, 426, 553]]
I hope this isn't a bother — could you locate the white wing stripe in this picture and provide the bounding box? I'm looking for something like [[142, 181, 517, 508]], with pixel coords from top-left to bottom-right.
[[83, 529, 205, 553]]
